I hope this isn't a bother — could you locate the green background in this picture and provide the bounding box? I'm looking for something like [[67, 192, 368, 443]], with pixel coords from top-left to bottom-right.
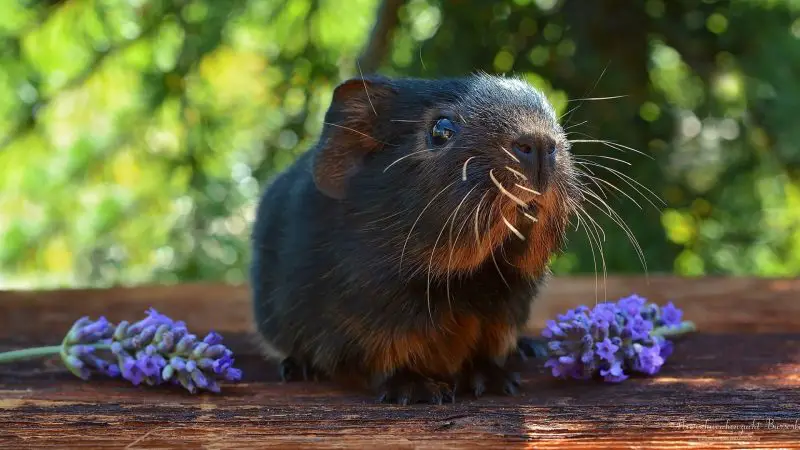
[[1, 0, 798, 289]]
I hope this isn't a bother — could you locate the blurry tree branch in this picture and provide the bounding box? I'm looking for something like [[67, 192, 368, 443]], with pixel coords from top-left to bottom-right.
[[355, 0, 406, 74], [0, 16, 166, 152]]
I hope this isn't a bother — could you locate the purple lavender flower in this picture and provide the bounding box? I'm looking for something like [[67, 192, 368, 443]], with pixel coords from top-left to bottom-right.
[[0, 308, 244, 394], [660, 302, 683, 327], [541, 294, 694, 383]]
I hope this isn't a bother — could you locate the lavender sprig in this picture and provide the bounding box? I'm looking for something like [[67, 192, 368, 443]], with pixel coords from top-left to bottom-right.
[[542, 294, 695, 383], [0, 308, 242, 394]]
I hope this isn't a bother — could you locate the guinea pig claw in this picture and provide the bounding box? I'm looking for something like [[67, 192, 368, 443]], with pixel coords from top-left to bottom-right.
[[460, 360, 522, 398], [374, 370, 454, 405]]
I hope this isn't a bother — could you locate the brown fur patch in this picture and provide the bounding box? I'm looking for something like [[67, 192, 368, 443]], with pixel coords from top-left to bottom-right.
[[478, 321, 519, 358], [508, 187, 569, 275], [362, 313, 483, 377]]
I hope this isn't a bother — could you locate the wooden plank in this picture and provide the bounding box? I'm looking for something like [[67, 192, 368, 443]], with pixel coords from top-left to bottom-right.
[[1, 277, 800, 448]]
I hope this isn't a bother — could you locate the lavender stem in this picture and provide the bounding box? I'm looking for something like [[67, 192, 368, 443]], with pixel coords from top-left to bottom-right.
[[0, 346, 63, 363], [0, 343, 113, 364]]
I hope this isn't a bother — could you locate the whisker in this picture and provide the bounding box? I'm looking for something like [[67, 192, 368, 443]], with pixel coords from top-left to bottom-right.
[[576, 160, 665, 208], [522, 210, 538, 222], [485, 202, 510, 289], [499, 146, 521, 163], [462, 156, 478, 181], [445, 184, 479, 311], [573, 166, 611, 200], [473, 192, 487, 248], [573, 154, 632, 166], [564, 120, 588, 130], [323, 121, 396, 146], [582, 189, 649, 275], [574, 164, 643, 209], [429, 186, 475, 328], [575, 206, 608, 302], [567, 95, 628, 102], [569, 138, 653, 160], [400, 181, 457, 273], [506, 166, 527, 181], [514, 183, 541, 196], [356, 60, 378, 117], [383, 149, 429, 172], [389, 119, 425, 123], [489, 169, 528, 209], [574, 213, 601, 303], [502, 215, 525, 240]]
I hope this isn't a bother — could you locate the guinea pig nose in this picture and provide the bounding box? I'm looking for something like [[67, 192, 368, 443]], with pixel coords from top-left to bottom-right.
[[510, 133, 556, 192]]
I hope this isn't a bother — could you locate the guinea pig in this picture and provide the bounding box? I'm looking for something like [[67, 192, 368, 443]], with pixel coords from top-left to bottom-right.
[[250, 73, 581, 404]]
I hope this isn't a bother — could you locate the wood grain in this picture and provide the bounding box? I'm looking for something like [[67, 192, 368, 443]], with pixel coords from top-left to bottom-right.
[[1, 276, 799, 448]]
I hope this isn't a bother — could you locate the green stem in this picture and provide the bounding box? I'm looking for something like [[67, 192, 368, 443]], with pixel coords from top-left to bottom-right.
[[652, 320, 697, 337], [0, 345, 63, 363], [0, 343, 113, 364]]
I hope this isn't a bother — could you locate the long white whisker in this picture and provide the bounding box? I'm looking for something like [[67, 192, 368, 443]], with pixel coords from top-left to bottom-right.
[[462, 156, 478, 181], [582, 189, 649, 276], [506, 166, 527, 181], [577, 160, 665, 209], [573, 154, 632, 166], [400, 181, 456, 273], [575, 163, 643, 209], [502, 215, 525, 240], [323, 121, 395, 146], [489, 169, 528, 209], [384, 149, 430, 172], [514, 183, 541, 196], [569, 139, 653, 160], [445, 184, 479, 311], [499, 146, 520, 163]]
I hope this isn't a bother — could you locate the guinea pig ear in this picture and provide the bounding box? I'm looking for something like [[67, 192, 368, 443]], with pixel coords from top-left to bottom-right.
[[312, 76, 396, 200]]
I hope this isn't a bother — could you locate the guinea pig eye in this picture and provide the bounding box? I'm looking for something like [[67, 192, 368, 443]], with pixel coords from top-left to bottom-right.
[[430, 118, 458, 147]]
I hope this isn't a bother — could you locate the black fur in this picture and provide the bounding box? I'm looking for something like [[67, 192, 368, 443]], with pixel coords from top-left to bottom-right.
[[250, 74, 580, 403]]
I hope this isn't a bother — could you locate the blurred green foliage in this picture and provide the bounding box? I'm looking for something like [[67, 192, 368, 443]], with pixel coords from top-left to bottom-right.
[[0, 0, 798, 288]]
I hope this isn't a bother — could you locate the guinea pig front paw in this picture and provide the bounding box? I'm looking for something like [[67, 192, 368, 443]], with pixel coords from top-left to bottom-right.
[[458, 359, 521, 398], [374, 369, 455, 406], [278, 356, 326, 382]]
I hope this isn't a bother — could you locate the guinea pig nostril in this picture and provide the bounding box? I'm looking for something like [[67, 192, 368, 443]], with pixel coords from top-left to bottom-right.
[[547, 146, 557, 155]]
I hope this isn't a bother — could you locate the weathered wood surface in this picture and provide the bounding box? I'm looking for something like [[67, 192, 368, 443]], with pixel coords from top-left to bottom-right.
[[1, 275, 799, 448]]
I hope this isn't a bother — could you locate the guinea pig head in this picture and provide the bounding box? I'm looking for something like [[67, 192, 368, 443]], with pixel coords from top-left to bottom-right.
[[311, 74, 582, 279]]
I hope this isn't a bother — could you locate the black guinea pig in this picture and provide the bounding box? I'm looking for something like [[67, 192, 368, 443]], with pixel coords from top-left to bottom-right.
[[250, 73, 582, 405]]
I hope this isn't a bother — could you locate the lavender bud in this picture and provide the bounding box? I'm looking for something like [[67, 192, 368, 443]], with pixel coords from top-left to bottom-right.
[[185, 360, 197, 373], [68, 345, 95, 357], [190, 370, 209, 389], [177, 372, 197, 394], [154, 324, 171, 342], [132, 325, 158, 348], [224, 368, 243, 382], [169, 356, 187, 371], [162, 365, 176, 381], [176, 335, 197, 353], [191, 343, 209, 359], [64, 355, 90, 380], [196, 358, 215, 370], [110, 341, 124, 355], [203, 331, 223, 346], [156, 332, 175, 353], [113, 321, 130, 341]]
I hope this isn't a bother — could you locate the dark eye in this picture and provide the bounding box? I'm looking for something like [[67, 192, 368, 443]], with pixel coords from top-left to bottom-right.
[[430, 118, 458, 147]]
